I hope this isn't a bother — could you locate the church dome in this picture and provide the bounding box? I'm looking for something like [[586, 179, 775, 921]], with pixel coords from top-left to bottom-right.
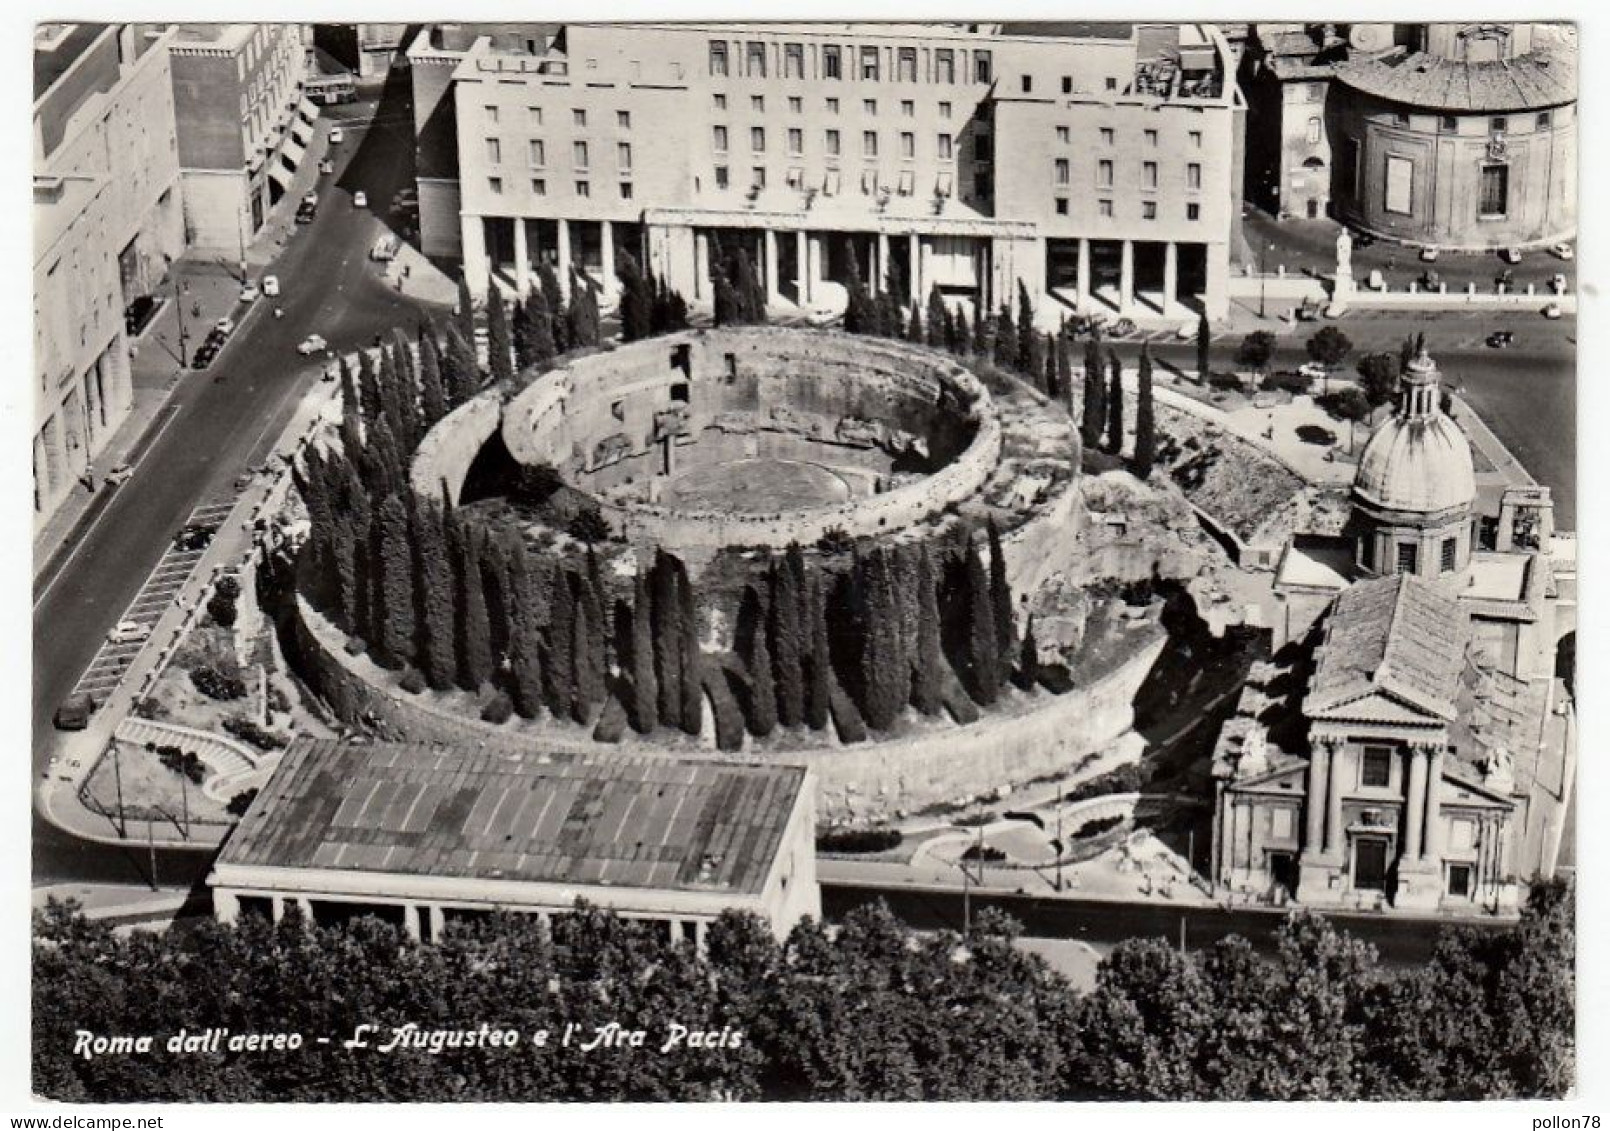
[[1352, 348, 1476, 516]]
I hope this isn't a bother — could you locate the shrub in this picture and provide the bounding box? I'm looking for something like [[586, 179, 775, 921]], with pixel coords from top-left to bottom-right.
[[1071, 813, 1125, 839], [815, 526, 855, 555], [816, 827, 903, 854], [511, 461, 564, 505], [220, 715, 285, 752], [480, 693, 514, 724], [961, 843, 1007, 862], [207, 592, 238, 628], [190, 666, 246, 701], [399, 669, 427, 694], [1065, 762, 1146, 803], [1295, 423, 1337, 446], [953, 810, 997, 827], [567, 507, 612, 545], [343, 636, 368, 656], [226, 788, 259, 818], [1261, 370, 1313, 395], [592, 695, 629, 744], [707, 669, 747, 753], [214, 575, 242, 600], [1037, 663, 1076, 695], [267, 686, 291, 714], [1207, 370, 1243, 392], [827, 678, 868, 744], [1080, 448, 1124, 476]]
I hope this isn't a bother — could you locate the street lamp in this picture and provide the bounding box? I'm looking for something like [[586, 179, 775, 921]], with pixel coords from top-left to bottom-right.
[[1258, 241, 1271, 319]]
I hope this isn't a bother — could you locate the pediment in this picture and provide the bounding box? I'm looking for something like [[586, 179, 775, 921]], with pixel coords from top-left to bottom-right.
[[1307, 688, 1444, 727]]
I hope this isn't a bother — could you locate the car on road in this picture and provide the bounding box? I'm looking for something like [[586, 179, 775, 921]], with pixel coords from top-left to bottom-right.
[[103, 462, 133, 486], [1551, 273, 1569, 295], [298, 333, 329, 356], [1543, 303, 1564, 321], [53, 693, 95, 731], [214, 317, 235, 336], [1487, 330, 1515, 349], [193, 342, 218, 368], [1418, 245, 1440, 263], [1298, 362, 1328, 381], [353, 190, 368, 208], [329, 127, 344, 144], [239, 282, 260, 303], [1551, 242, 1574, 261], [296, 202, 317, 225], [369, 233, 401, 262], [1499, 247, 1524, 265], [107, 619, 151, 645], [173, 523, 217, 551], [262, 274, 280, 298], [319, 158, 335, 175], [302, 191, 319, 210]]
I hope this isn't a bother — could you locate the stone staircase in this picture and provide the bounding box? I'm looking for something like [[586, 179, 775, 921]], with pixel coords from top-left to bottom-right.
[[116, 717, 260, 779]]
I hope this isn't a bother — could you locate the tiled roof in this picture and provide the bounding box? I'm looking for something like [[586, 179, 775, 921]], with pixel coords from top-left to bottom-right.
[[1306, 574, 1468, 722], [1335, 47, 1575, 111], [218, 739, 807, 896]]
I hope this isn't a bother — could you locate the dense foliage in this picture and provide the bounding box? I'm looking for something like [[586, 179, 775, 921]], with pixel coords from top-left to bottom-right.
[[34, 885, 1573, 1101]]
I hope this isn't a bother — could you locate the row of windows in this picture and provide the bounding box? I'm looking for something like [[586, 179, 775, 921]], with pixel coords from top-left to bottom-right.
[[1058, 159, 1204, 190], [709, 40, 992, 85], [487, 176, 633, 201], [710, 164, 944, 197], [486, 138, 634, 171], [714, 92, 959, 119], [1051, 198, 1203, 221], [714, 126, 954, 160], [485, 105, 633, 130], [1388, 110, 1553, 133]]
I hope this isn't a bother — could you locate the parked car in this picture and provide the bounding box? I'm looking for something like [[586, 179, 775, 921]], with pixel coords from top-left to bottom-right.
[[319, 158, 335, 175], [1499, 247, 1523, 265], [1542, 303, 1563, 321], [1495, 268, 1515, 290], [123, 294, 158, 336], [1295, 297, 1322, 321], [1418, 245, 1440, 263], [103, 462, 133, 485], [192, 343, 217, 368], [369, 233, 401, 262], [1419, 270, 1442, 291], [1551, 273, 1569, 295], [295, 203, 317, 224], [1551, 242, 1575, 261], [239, 282, 260, 303], [173, 523, 217, 551], [107, 620, 151, 645], [353, 190, 368, 208], [214, 317, 236, 336], [53, 693, 95, 731], [328, 127, 344, 144], [261, 274, 280, 298], [298, 333, 329, 356], [1487, 330, 1515, 349]]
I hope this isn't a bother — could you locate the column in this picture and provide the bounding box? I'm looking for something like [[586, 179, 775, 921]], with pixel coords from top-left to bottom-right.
[[1304, 743, 1329, 853], [428, 905, 446, 940], [668, 919, 684, 944], [1422, 749, 1446, 861], [460, 214, 488, 298], [513, 218, 530, 296], [1203, 240, 1230, 322], [908, 233, 922, 306], [1324, 740, 1346, 857], [693, 919, 708, 955], [807, 234, 823, 302], [1118, 239, 1135, 315], [763, 228, 780, 304], [403, 904, 422, 941], [1076, 238, 1092, 309], [600, 220, 616, 302], [1226, 799, 1243, 875], [271, 896, 285, 923], [875, 233, 890, 294], [556, 218, 572, 299], [796, 229, 810, 303], [694, 229, 711, 301], [1403, 747, 1428, 861], [213, 890, 240, 924], [1162, 241, 1179, 318]]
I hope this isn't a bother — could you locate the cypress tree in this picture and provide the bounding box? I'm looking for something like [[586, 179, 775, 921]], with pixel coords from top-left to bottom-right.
[[455, 272, 476, 347], [572, 573, 606, 723], [330, 463, 366, 635], [912, 544, 944, 716], [745, 586, 777, 737], [617, 252, 653, 342], [362, 414, 405, 498], [452, 517, 494, 692], [994, 303, 1017, 369], [442, 323, 479, 408], [414, 497, 456, 691], [676, 563, 703, 736], [1082, 337, 1105, 448], [1042, 333, 1058, 398], [952, 307, 968, 356], [965, 536, 1002, 705], [338, 357, 364, 455], [806, 568, 832, 731], [1057, 331, 1073, 416], [394, 343, 423, 452], [1134, 344, 1158, 479], [374, 495, 414, 670], [877, 287, 902, 339], [926, 284, 947, 349], [859, 548, 904, 730], [537, 263, 568, 354], [842, 255, 870, 334], [1017, 615, 1041, 691], [357, 350, 384, 427], [544, 569, 576, 718], [906, 301, 923, 343], [772, 547, 806, 727], [629, 564, 658, 733], [511, 289, 536, 369], [506, 545, 545, 719], [651, 550, 683, 724], [1016, 281, 1037, 374], [712, 270, 737, 328], [973, 307, 991, 357], [486, 292, 514, 383], [418, 329, 447, 428], [346, 463, 375, 643], [1106, 349, 1125, 455], [568, 279, 601, 347], [1196, 311, 1212, 383], [987, 517, 1017, 673], [530, 298, 556, 369]]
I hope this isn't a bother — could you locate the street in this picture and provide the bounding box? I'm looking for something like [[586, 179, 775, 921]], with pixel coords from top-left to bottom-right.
[[32, 91, 444, 888]]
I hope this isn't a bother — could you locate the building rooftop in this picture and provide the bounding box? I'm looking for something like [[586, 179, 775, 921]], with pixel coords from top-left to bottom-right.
[[218, 739, 808, 896], [1334, 45, 1575, 112], [33, 22, 108, 101], [33, 174, 105, 265], [1306, 573, 1468, 722], [996, 22, 1135, 40], [172, 23, 259, 52], [1463, 551, 1530, 603], [1275, 534, 1354, 593]]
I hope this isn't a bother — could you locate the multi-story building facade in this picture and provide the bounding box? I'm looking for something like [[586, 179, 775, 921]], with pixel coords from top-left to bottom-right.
[[426, 22, 1244, 321], [34, 22, 185, 526], [168, 23, 313, 255]]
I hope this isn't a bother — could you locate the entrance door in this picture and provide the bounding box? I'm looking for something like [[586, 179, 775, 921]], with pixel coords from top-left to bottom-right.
[[1353, 837, 1389, 891], [1268, 850, 1297, 896]]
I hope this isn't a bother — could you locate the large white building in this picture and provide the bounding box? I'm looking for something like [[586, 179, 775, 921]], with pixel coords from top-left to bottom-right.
[[34, 23, 186, 526], [416, 22, 1245, 322]]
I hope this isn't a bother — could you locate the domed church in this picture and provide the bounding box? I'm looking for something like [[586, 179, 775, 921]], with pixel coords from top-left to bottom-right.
[[1208, 341, 1575, 916]]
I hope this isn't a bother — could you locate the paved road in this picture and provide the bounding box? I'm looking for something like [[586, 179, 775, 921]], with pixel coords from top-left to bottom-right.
[[822, 883, 1502, 967], [32, 99, 444, 888]]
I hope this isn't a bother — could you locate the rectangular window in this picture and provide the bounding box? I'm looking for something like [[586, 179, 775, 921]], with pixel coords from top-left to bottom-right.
[[573, 108, 586, 127], [826, 97, 840, 113], [1361, 746, 1393, 788], [1187, 162, 1201, 189], [620, 181, 633, 199], [573, 140, 589, 167], [751, 126, 766, 152], [529, 139, 546, 165], [486, 138, 501, 163], [784, 43, 804, 79], [747, 41, 767, 78], [788, 128, 803, 156], [1099, 199, 1113, 217], [1105, 76, 1118, 91], [1187, 202, 1200, 220], [714, 165, 729, 188], [863, 130, 878, 157], [1062, 75, 1073, 94], [939, 100, 952, 119], [864, 98, 877, 116], [901, 99, 915, 117], [1447, 863, 1472, 898], [1441, 114, 1457, 132], [751, 166, 766, 189], [1056, 125, 1070, 144], [1054, 158, 1070, 185], [1441, 536, 1458, 573], [1479, 164, 1509, 217], [823, 45, 841, 79], [900, 132, 915, 159], [617, 142, 632, 170], [1491, 116, 1507, 133], [1142, 161, 1158, 189], [713, 125, 728, 152], [713, 93, 726, 111], [897, 168, 914, 195], [617, 110, 631, 129], [937, 133, 953, 159], [1144, 128, 1158, 147], [1307, 82, 1323, 102], [788, 95, 802, 113], [1098, 159, 1114, 187], [861, 46, 880, 80], [824, 168, 841, 195], [1308, 116, 1323, 144], [751, 95, 765, 112], [531, 177, 546, 195], [1396, 541, 1419, 573], [898, 47, 917, 82], [575, 180, 589, 197], [1385, 154, 1414, 215], [1100, 127, 1114, 145], [825, 129, 841, 156], [975, 49, 992, 83], [1055, 197, 1068, 215], [488, 176, 503, 194], [485, 104, 499, 123], [935, 49, 955, 84], [1021, 74, 1033, 93], [1537, 110, 1552, 128], [1142, 200, 1157, 220], [1190, 130, 1202, 148], [529, 106, 543, 124]]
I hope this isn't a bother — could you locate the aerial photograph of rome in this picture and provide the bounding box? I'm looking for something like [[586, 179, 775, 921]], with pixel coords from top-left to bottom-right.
[[25, 14, 1586, 1112]]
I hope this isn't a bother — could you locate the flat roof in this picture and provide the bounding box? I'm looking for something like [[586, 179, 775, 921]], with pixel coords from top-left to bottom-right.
[[218, 739, 808, 897], [33, 22, 108, 100], [1464, 552, 1529, 603], [172, 23, 257, 52]]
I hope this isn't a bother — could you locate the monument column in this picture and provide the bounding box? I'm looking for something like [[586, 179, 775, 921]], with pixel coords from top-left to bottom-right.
[[1304, 744, 1329, 853], [1403, 746, 1428, 861], [1422, 748, 1446, 861], [694, 229, 711, 301], [763, 228, 780, 304], [1323, 739, 1346, 857]]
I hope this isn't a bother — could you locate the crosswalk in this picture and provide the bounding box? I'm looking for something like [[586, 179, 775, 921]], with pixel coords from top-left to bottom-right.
[[68, 497, 238, 709]]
